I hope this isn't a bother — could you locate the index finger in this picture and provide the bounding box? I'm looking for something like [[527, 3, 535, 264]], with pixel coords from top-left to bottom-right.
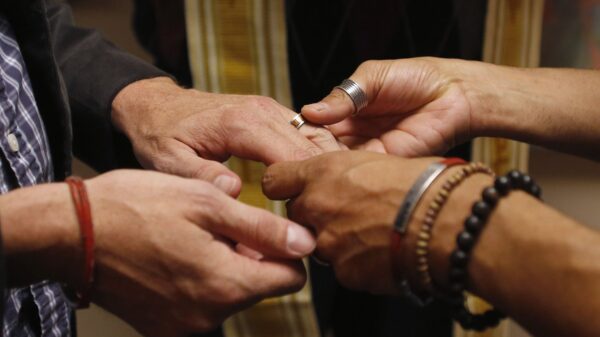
[[262, 161, 307, 200], [232, 120, 322, 165]]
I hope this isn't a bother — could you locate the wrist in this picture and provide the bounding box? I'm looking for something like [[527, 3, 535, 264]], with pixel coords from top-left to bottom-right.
[[0, 184, 82, 287], [399, 163, 494, 292], [428, 172, 493, 290], [111, 76, 179, 135], [390, 159, 467, 289], [448, 60, 507, 139], [461, 62, 543, 141]]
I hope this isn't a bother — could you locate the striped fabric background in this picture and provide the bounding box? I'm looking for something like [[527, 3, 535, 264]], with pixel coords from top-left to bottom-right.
[[185, 1, 321, 337]]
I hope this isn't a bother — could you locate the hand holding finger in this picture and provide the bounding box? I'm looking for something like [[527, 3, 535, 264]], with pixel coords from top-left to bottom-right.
[[262, 160, 307, 200]]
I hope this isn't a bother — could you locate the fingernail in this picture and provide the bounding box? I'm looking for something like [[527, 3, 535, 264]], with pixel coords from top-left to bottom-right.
[[304, 102, 328, 113], [214, 175, 238, 195], [286, 225, 316, 256]]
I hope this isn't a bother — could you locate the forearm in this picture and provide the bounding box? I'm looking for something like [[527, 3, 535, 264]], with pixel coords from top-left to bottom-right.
[[464, 61, 600, 160], [418, 171, 600, 337], [471, 193, 600, 337], [45, 3, 170, 171], [0, 184, 80, 287]]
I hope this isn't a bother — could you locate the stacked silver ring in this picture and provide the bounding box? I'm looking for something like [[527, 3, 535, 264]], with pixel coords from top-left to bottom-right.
[[335, 79, 368, 115]]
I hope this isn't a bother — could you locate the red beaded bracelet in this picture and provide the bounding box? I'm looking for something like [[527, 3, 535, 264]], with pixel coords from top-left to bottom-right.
[[65, 176, 95, 309]]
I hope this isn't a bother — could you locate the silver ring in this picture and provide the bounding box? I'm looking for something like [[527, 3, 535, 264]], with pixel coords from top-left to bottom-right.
[[290, 113, 306, 129], [335, 79, 368, 116]]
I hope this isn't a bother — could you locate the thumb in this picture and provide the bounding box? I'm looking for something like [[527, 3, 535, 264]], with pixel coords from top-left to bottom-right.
[[300, 88, 356, 124], [169, 147, 242, 197], [301, 61, 380, 124]]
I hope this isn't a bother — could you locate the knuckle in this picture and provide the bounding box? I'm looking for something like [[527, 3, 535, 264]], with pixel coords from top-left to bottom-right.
[[216, 282, 248, 306], [311, 127, 334, 141], [292, 147, 315, 161], [247, 95, 278, 112], [416, 56, 437, 64], [360, 59, 378, 70], [219, 106, 244, 127], [299, 193, 324, 214], [355, 60, 380, 79], [219, 105, 239, 122], [303, 153, 337, 175], [298, 195, 331, 226], [140, 139, 177, 172], [315, 230, 338, 258], [189, 164, 215, 181], [151, 155, 173, 174], [304, 145, 323, 157], [329, 90, 348, 101], [220, 105, 261, 132], [187, 184, 224, 224]]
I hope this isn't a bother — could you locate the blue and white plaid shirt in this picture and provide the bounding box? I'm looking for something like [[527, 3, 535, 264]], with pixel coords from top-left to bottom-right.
[[0, 13, 72, 337]]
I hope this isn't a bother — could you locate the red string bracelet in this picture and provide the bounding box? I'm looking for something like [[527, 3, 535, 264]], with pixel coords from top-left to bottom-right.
[[65, 176, 95, 309]]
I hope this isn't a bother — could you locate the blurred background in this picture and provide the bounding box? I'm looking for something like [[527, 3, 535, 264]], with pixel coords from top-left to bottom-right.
[[66, 0, 600, 336]]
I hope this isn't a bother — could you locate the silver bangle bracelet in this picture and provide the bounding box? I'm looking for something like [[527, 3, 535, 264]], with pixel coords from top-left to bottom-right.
[[392, 158, 466, 306], [394, 162, 448, 234]]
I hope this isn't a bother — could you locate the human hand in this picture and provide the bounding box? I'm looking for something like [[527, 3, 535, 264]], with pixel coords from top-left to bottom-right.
[[112, 77, 342, 196], [85, 170, 316, 336], [301, 58, 478, 157], [1, 169, 315, 336], [262, 151, 439, 294]]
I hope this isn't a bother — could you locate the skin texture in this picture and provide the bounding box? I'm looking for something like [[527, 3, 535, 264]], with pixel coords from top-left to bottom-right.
[[263, 151, 437, 293], [301, 58, 473, 156], [263, 151, 600, 337], [112, 77, 342, 197], [1, 170, 316, 337], [302, 57, 600, 161], [2, 71, 342, 334], [266, 57, 600, 336]]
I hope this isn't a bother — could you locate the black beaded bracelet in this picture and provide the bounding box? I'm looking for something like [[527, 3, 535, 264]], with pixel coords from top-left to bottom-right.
[[446, 169, 542, 331]]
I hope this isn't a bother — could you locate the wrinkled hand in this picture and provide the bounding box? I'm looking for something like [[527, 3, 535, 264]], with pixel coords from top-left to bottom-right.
[[301, 58, 475, 157], [85, 170, 315, 336], [262, 151, 438, 294], [112, 77, 341, 196]]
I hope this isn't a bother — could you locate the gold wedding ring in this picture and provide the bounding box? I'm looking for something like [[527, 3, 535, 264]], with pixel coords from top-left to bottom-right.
[[290, 113, 306, 130]]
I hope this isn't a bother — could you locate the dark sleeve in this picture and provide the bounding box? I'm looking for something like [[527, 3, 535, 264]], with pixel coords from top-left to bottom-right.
[[46, 1, 171, 171]]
